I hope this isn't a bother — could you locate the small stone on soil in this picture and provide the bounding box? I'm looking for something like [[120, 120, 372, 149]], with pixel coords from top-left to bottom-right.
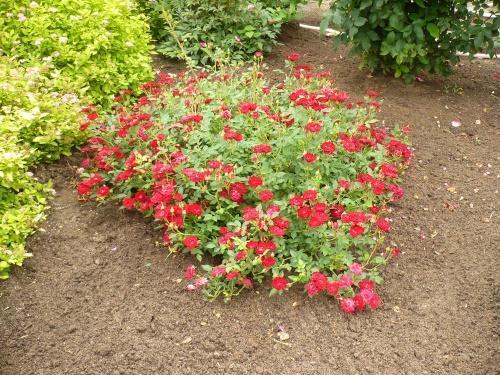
[[180, 337, 192, 344]]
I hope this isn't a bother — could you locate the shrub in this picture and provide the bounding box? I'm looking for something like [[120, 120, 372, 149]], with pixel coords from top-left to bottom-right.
[[0, 58, 83, 163], [78, 54, 412, 313], [0, 57, 83, 278], [320, 0, 500, 81], [0, 166, 51, 280], [137, 0, 306, 64], [0, 0, 154, 106]]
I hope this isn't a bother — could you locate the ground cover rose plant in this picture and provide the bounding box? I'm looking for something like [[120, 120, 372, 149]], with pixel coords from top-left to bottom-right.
[[78, 54, 412, 313]]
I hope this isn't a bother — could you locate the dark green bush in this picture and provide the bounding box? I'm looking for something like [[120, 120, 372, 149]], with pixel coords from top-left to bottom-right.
[[137, 0, 306, 64], [320, 0, 499, 81]]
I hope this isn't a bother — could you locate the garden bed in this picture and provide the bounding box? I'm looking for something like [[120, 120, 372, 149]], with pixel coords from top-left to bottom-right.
[[0, 24, 498, 374]]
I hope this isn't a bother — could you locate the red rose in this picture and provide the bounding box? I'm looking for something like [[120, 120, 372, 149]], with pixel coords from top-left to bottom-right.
[[222, 164, 234, 173], [270, 226, 285, 237], [330, 204, 344, 220], [305, 282, 319, 296], [248, 175, 263, 188], [305, 121, 322, 133], [303, 152, 317, 163], [371, 179, 385, 195], [360, 288, 374, 303], [77, 181, 92, 195], [308, 212, 329, 228], [183, 236, 200, 250], [353, 294, 366, 312], [349, 262, 363, 275], [287, 53, 301, 61], [320, 141, 336, 154], [235, 251, 247, 261], [357, 173, 374, 185], [261, 256, 276, 268], [208, 160, 221, 169], [243, 207, 259, 221], [229, 182, 247, 203], [313, 202, 327, 212], [349, 224, 365, 238], [297, 206, 312, 220], [211, 266, 226, 277], [239, 101, 257, 113], [273, 217, 289, 229], [242, 278, 253, 288], [339, 275, 352, 289], [259, 190, 274, 202], [338, 179, 351, 189], [123, 197, 135, 209], [252, 144, 272, 154], [87, 112, 98, 121], [369, 293, 381, 309], [184, 265, 196, 280], [326, 281, 340, 295], [329, 90, 349, 102], [226, 271, 240, 280], [376, 218, 391, 232], [185, 203, 203, 216], [90, 174, 103, 185], [97, 185, 110, 197], [311, 272, 328, 291], [387, 184, 404, 201], [271, 276, 288, 290], [380, 163, 398, 178], [340, 298, 356, 314], [359, 279, 375, 290], [267, 204, 280, 216], [302, 189, 318, 201], [342, 212, 368, 224], [289, 196, 304, 206]]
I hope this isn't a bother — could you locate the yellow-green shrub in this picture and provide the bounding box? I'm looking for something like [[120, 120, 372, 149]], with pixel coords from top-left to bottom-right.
[[0, 58, 82, 279], [0, 0, 153, 106]]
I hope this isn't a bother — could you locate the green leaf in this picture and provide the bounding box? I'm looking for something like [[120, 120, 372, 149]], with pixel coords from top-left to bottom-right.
[[201, 264, 213, 272], [354, 17, 367, 27], [320, 10, 333, 37], [426, 23, 439, 39]]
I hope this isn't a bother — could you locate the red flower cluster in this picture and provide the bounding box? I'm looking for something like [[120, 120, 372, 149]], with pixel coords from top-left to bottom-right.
[[77, 57, 411, 313]]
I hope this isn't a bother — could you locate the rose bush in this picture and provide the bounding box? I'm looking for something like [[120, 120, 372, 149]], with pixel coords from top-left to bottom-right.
[[78, 54, 412, 313]]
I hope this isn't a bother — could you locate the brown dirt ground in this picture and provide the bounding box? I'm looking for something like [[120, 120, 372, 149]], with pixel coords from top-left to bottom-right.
[[1, 24, 499, 375]]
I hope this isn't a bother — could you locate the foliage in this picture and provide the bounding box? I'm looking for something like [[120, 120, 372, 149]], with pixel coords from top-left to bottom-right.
[[0, 170, 51, 280], [0, 57, 83, 279], [137, 0, 306, 64], [0, 58, 83, 163], [0, 0, 154, 106], [78, 54, 412, 313], [0, 0, 155, 279], [320, 0, 500, 81]]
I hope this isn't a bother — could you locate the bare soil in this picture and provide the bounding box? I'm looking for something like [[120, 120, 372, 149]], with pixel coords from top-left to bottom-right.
[[1, 24, 499, 375]]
